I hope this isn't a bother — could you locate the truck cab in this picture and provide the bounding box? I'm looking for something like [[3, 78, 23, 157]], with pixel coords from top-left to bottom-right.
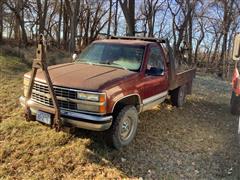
[[20, 37, 195, 149]]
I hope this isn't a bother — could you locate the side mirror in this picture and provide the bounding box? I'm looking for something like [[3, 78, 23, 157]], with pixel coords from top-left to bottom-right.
[[146, 67, 164, 76], [233, 33, 240, 61], [72, 53, 77, 61]]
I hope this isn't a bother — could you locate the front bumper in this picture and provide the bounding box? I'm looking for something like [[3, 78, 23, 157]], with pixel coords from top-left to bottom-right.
[[19, 96, 112, 131]]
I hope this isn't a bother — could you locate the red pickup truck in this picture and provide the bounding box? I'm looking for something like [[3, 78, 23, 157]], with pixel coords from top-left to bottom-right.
[[20, 36, 196, 149]]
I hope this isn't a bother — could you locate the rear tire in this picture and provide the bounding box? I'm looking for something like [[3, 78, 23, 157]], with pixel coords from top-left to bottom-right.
[[230, 91, 240, 115], [171, 85, 186, 107], [107, 105, 138, 150]]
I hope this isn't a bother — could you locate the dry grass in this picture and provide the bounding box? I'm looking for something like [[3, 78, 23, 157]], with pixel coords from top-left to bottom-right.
[[0, 55, 29, 122], [0, 44, 71, 66], [0, 54, 239, 179]]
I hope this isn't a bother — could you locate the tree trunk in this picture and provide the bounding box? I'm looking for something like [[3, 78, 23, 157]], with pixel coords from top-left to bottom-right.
[[78, 9, 83, 49], [147, 1, 153, 37], [7, 0, 28, 46], [187, 2, 193, 65], [194, 23, 204, 64], [211, 34, 223, 64], [57, 0, 63, 48], [152, 10, 156, 37], [143, 19, 147, 37], [119, 0, 135, 36], [63, 2, 69, 50], [84, 8, 90, 47], [114, 0, 118, 36], [107, 0, 113, 38], [219, 0, 234, 78], [127, 0, 135, 36], [37, 0, 48, 34], [8, 16, 14, 39], [20, 25, 28, 46], [14, 1, 21, 41], [69, 0, 80, 53]]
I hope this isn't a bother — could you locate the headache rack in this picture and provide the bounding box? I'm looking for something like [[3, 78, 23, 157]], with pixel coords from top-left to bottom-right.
[[110, 35, 167, 43]]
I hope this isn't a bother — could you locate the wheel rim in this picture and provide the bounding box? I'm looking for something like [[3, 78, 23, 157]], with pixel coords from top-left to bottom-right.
[[179, 87, 185, 104], [120, 116, 133, 141]]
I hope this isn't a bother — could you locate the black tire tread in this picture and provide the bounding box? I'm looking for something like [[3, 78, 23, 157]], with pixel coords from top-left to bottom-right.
[[230, 91, 240, 115], [171, 85, 186, 107], [107, 105, 138, 149]]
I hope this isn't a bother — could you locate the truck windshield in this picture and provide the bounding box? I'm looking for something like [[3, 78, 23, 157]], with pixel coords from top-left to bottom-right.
[[76, 43, 145, 71]]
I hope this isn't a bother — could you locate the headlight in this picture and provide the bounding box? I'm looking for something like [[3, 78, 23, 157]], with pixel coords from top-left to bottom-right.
[[77, 104, 100, 112], [77, 92, 106, 113], [77, 92, 105, 102]]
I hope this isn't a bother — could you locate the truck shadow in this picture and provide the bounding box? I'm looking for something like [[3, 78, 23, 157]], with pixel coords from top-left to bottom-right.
[[74, 99, 240, 179]]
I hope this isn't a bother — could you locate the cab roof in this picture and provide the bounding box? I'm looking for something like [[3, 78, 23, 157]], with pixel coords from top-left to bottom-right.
[[93, 39, 155, 46]]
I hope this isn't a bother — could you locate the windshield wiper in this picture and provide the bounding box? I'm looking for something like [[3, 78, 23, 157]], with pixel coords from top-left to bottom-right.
[[76, 61, 98, 66], [101, 61, 127, 70], [76, 60, 127, 70]]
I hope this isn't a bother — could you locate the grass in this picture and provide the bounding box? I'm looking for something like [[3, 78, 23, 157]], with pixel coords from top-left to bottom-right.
[[0, 55, 29, 122], [0, 54, 239, 179]]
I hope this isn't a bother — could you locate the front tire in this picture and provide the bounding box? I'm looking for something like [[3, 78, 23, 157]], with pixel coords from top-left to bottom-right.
[[107, 105, 138, 149]]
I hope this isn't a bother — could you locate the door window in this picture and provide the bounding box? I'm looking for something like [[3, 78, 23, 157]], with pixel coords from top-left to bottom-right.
[[147, 47, 165, 71]]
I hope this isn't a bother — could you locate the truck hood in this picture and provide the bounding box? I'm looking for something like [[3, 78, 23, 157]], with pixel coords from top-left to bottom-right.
[[25, 63, 135, 91]]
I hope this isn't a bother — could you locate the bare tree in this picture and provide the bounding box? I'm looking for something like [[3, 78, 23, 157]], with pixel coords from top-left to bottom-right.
[[89, 1, 110, 42], [119, 0, 135, 36], [167, 0, 198, 65], [4, 0, 28, 45], [36, 0, 48, 34], [57, 0, 63, 48], [65, 0, 81, 53], [107, 0, 113, 38], [141, 0, 164, 37], [63, 0, 70, 50], [218, 0, 235, 78], [194, 18, 205, 63]]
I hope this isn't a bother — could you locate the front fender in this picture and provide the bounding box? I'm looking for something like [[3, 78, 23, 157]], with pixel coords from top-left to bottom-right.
[[105, 87, 142, 114]]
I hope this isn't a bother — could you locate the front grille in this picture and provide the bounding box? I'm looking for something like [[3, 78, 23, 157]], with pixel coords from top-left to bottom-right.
[[31, 82, 77, 110], [33, 83, 77, 99]]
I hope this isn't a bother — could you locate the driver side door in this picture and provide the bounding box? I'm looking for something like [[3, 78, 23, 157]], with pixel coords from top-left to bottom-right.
[[142, 44, 168, 107]]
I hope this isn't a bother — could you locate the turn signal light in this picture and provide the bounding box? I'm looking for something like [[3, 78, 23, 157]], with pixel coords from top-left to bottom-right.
[[99, 94, 106, 102], [99, 105, 106, 113]]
